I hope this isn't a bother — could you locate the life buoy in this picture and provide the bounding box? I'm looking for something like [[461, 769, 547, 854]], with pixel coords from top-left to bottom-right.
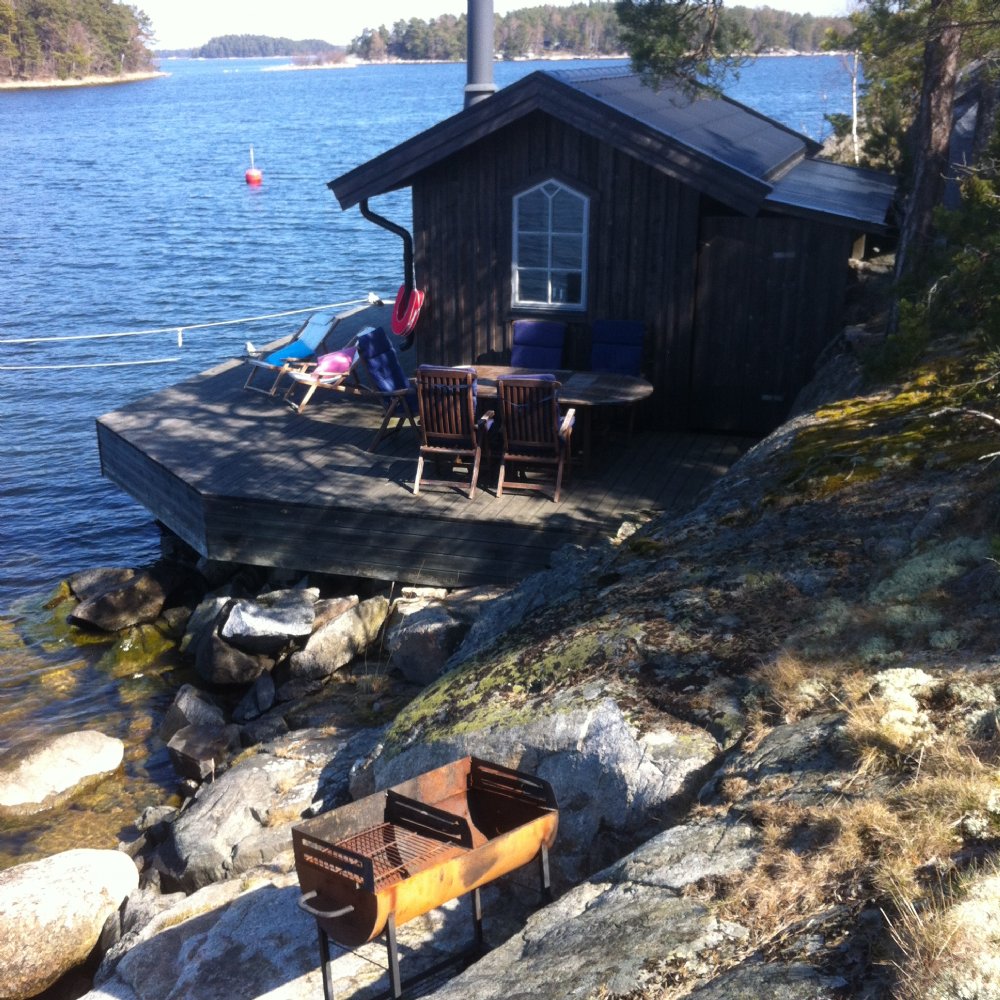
[[391, 285, 424, 337]]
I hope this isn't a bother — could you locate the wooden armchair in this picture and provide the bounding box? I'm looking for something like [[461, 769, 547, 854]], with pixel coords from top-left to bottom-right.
[[414, 366, 494, 500], [496, 375, 575, 503]]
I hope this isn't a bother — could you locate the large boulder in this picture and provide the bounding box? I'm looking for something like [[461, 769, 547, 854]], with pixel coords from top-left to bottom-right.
[[194, 630, 272, 686], [384, 601, 467, 686], [219, 588, 318, 654], [157, 684, 225, 743], [0, 731, 124, 818], [152, 727, 378, 893], [356, 684, 721, 883], [87, 868, 459, 1000], [288, 596, 390, 680], [0, 848, 138, 1000], [67, 563, 179, 633]]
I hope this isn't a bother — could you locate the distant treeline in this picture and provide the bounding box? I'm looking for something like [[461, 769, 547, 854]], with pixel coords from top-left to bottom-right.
[[349, 3, 853, 61], [191, 35, 345, 59], [0, 0, 154, 80]]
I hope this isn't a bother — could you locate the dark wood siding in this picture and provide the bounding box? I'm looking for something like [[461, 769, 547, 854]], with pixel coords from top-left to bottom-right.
[[690, 216, 852, 433], [409, 111, 852, 436], [412, 111, 699, 430]]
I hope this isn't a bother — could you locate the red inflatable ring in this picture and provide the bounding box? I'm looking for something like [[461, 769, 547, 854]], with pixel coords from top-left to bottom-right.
[[391, 284, 425, 337]]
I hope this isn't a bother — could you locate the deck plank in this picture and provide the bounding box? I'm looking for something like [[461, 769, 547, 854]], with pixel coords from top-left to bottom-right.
[[96, 357, 754, 587]]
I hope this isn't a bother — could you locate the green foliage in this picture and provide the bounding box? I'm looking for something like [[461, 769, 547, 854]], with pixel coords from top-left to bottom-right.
[[347, 3, 850, 64], [193, 35, 341, 59], [860, 298, 931, 382], [616, 0, 752, 87], [2, 0, 153, 80]]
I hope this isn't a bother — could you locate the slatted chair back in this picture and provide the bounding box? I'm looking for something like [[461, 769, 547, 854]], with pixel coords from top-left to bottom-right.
[[496, 375, 574, 503], [510, 319, 567, 370], [414, 366, 492, 499]]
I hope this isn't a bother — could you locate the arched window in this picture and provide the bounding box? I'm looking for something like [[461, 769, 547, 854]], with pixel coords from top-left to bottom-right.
[[512, 180, 589, 310]]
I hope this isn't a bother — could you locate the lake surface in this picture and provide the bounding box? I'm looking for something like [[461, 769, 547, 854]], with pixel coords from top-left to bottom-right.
[[0, 54, 855, 866]]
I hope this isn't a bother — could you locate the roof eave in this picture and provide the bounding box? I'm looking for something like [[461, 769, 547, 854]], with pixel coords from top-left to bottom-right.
[[329, 71, 773, 214]]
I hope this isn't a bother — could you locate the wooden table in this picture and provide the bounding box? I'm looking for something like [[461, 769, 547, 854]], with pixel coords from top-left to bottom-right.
[[472, 366, 654, 464]]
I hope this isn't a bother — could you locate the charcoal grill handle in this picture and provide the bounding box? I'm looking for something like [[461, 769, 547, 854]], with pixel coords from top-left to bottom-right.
[[298, 891, 355, 920]]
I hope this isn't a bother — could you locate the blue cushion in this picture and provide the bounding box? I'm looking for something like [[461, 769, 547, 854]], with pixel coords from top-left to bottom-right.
[[511, 320, 566, 369], [264, 340, 312, 364], [358, 327, 409, 394], [590, 320, 645, 376]]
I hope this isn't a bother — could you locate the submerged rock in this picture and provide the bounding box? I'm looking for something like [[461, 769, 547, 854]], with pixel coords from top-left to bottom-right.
[[0, 730, 124, 818], [67, 563, 180, 633], [0, 847, 138, 1000]]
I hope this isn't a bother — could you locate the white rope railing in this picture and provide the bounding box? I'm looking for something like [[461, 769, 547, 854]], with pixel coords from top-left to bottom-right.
[[0, 295, 384, 371]]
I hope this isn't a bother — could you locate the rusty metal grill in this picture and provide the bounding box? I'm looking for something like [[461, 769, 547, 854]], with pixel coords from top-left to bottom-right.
[[312, 822, 457, 891]]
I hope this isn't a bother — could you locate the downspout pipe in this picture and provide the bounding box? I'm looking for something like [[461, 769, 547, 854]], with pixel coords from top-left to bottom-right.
[[465, 0, 496, 108], [359, 198, 417, 350]]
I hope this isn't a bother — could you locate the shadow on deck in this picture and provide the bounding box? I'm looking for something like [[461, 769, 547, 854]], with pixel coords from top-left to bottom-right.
[[96, 357, 755, 588]]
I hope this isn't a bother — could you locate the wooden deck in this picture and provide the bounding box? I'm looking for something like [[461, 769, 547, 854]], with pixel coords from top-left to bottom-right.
[[96, 356, 754, 588]]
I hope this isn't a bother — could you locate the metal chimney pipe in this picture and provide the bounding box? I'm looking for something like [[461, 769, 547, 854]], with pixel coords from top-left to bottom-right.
[[464, 0, 496, 108]]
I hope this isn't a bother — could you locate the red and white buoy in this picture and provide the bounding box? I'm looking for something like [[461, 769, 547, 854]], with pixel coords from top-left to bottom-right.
[[245, 145, 262, 186]]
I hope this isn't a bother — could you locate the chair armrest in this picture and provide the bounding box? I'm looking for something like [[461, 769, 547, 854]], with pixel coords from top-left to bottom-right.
[[559, 408, 576, 437], [478, 410, 495, 433]]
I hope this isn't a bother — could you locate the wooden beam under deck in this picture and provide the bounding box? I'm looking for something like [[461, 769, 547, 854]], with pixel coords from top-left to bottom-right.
[[97, 358, 754, 588]]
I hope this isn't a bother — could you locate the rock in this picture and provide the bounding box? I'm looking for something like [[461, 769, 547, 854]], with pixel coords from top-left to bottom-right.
[[289, 595, 390, 680], [385, 601, 467, 685], [233, 671, 276, 722], [166, 723, 240, 782], [239, 714, 290, 747], [683, 961, 846, 999], [152, 728, 369, 892], [68, 563, 179, 633], [310, 594, 359, 631], [97, 884, 187, 971], [422, 874, 747, 1000], [195, 630, 272, 686], [67, 567, 138, 602], [0, 731, 124, 818], [702, 713, 855, 810], [157, 683, 225, 743], [219, 588, 318, 654], [179, 595, 229, 656], [358, 686, 721, 884], [0, 848, 138, 1000]]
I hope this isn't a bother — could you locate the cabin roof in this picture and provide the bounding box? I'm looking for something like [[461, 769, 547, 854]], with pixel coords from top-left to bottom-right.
[[330, 66, 895, 229], [764, 157, 897, 232]]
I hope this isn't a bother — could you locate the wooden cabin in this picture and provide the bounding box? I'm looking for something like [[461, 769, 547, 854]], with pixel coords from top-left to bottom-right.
[[331, 67, 896, 435]]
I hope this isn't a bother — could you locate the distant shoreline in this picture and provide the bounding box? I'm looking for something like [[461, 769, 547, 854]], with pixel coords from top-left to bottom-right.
[[0, 70, 168, 92]]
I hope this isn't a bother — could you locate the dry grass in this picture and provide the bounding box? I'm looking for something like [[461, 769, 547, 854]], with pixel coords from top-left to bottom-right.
[[711, 672, 1000, 990]]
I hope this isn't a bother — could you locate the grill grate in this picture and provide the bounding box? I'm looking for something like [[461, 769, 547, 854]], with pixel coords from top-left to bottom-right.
[[308, 822, 457, 891]]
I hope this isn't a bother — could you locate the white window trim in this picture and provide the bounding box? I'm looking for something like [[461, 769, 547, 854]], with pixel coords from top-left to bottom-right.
[[512, 179, 589, 311]]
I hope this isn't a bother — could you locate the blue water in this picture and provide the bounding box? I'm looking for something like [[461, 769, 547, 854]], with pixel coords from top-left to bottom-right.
[[0, 54, 853, 860]]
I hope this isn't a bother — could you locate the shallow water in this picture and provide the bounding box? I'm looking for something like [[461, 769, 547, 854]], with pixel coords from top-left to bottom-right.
[[0, 55, 855, 867]]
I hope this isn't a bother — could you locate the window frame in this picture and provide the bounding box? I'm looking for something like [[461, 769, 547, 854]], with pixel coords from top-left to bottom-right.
[[511, 178, 590, 312]]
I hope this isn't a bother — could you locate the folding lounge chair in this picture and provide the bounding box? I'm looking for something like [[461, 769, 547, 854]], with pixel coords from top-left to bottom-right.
[[283, 340, 362, 414], [413, 365, 494, 500], [243, 311, 336, 395], [355, 326, 419, 452], [510, 319, 567, 369], [496, 375, 575, 503]]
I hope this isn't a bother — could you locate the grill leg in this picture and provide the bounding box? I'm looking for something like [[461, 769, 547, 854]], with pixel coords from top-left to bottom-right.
[[472, 886, 484, 952], [539, 844, 553, 903], [386, 912, 402, 999], [318, 924, 335, 1000]]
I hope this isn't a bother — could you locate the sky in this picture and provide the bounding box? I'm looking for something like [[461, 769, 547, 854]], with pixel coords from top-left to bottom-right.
[[139, 0, 856, 51]]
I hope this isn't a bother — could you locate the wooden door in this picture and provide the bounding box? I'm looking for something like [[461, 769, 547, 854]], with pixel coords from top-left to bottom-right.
[[690, 216, 850, 433]]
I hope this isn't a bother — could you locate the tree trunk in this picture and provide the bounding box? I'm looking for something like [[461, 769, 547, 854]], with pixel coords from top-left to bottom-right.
[[893, 1, 962, 289]]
